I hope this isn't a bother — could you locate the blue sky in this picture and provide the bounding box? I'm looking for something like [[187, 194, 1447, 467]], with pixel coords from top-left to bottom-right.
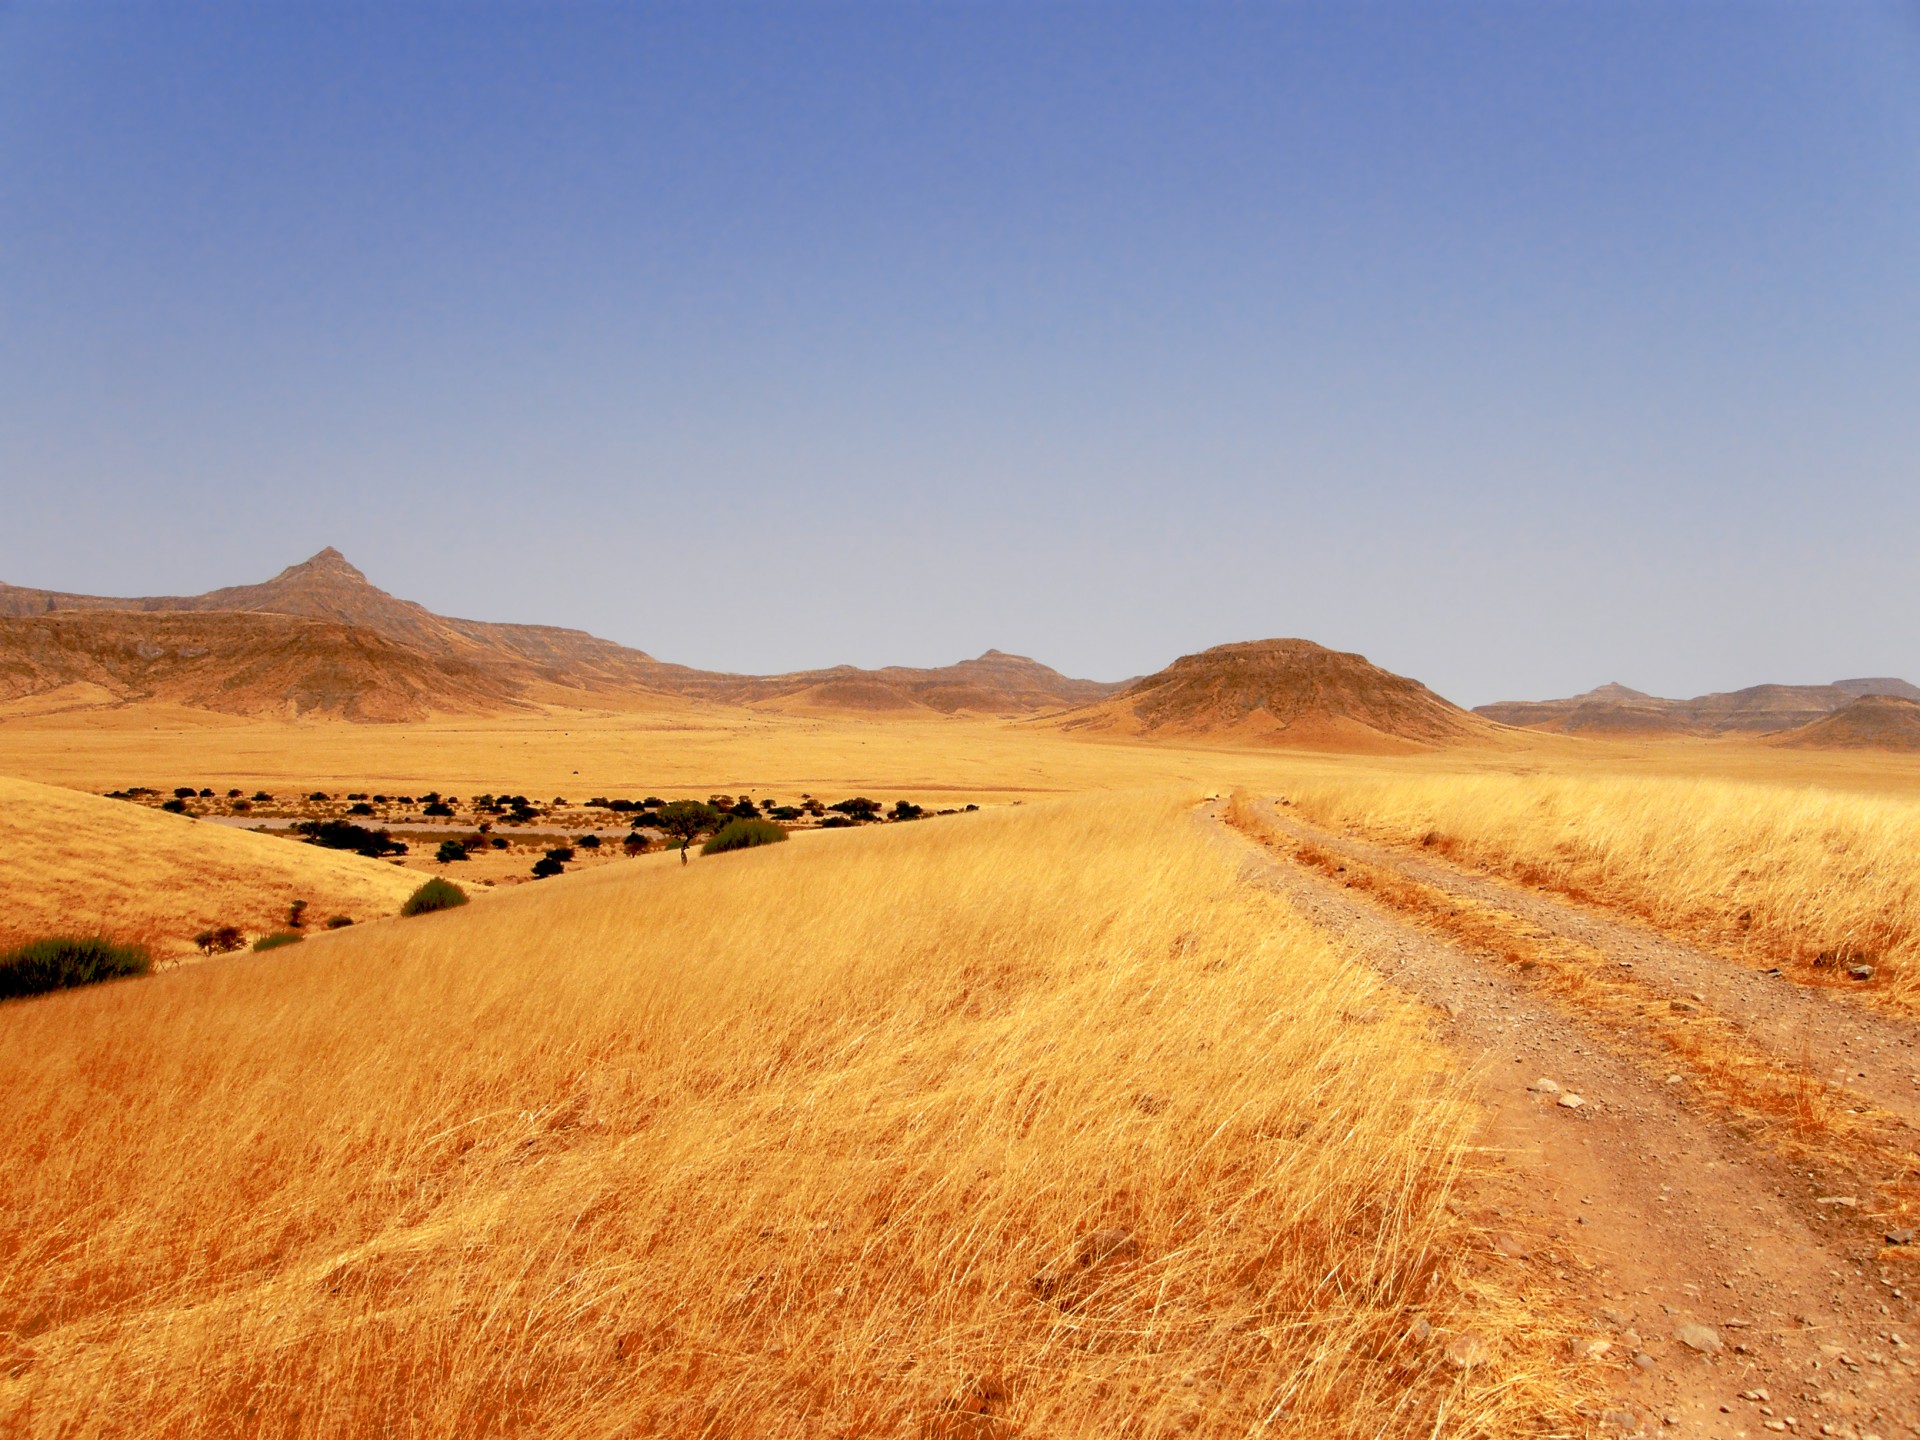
[[2, 3, 1916, 704]]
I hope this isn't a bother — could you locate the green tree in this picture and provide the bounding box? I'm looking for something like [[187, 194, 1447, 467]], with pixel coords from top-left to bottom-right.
[[654, 800, 724, 862]]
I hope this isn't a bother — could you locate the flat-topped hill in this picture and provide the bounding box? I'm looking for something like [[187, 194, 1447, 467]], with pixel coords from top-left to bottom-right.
[[1773, 694, 1920, 751], [1057, 638, 1501, 752]]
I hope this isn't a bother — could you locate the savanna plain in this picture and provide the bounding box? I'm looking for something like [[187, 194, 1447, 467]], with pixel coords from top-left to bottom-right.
[[4, 702, 1919, 1440]]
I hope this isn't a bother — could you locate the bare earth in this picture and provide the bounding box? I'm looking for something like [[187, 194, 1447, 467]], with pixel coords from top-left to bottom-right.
[[1212, 798, 1920, 1440]]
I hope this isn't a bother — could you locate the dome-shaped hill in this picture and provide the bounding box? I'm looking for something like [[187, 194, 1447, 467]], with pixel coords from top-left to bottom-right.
[[1056, 638, 1502, 752], [1773, 694, 1920, 751]]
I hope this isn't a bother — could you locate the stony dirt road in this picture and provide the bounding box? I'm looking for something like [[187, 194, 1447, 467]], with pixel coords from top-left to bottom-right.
[[1210, 799, 1919, 1440]]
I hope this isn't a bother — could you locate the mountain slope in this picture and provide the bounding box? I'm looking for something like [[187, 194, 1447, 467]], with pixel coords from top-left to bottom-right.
[[0, 549, 665, 691], [0, 611, 521, 720], [1057, 638, 1501, 752]]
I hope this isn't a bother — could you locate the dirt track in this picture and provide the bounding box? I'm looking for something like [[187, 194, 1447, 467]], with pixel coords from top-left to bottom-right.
[[1211, 799, 1920, 1440]]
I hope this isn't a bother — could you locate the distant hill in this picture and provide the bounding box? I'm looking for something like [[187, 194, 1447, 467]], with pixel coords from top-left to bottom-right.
[[1056, 638, 1502, 752], [0, 550, 1124, 721], [1476, 676, 1920, 737], [1772, 694, 1920, 752]]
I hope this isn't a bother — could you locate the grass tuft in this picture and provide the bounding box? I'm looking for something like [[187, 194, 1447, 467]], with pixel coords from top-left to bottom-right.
[[0, 934, 151, 1000], [400, 877, 468, 917], [700, 817, 788, 855]]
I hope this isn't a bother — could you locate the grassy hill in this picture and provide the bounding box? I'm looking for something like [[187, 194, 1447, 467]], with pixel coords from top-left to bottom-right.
[[0, 774, 421, 955]]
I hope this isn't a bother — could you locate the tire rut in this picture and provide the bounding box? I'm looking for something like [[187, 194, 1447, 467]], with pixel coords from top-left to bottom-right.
[[1262, 803, 1920, 1130], [1209, 803, 1920, 1440]]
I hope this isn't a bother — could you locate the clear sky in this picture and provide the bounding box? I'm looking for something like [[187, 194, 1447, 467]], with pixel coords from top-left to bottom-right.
[[2, 3, 1916, 705]]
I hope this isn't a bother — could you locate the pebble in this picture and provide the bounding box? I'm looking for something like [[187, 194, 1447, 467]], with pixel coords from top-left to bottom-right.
[[1885, 1228, 1915, 1246], [1670, 999, 1700, 1014], [1528, 1077, 1561, 1094], [1674, 1323, 1723, 1354], [1558, 1093, 1587, 1110], [1444, 1333, 1490, 1370], [1850, 964, 1876, 981]]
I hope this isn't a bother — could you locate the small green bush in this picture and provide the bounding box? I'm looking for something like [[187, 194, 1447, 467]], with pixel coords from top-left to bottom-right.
[[253, 931, 303, 952], [530, 855, 565, 879], [194, 925, 246, 955], [401, 877, 468, 917], [0, 935, 152, 1000], [324, 914, 354, 929], [435, 839, 470, 863], [702, 818, 789, 855]]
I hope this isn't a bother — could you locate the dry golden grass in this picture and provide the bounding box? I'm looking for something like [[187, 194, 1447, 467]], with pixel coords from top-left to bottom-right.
[[1278, 771, 1920, 1010], [0, 774, 422, 956], [0, 794, 1576, 1438]]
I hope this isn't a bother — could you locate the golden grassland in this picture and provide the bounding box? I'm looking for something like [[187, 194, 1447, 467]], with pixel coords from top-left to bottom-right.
[[1277, 771, 1920, 1011], [7, 700, 1920, 809], [0, 794, 1579, 1438], [0, 774, 421, 956]]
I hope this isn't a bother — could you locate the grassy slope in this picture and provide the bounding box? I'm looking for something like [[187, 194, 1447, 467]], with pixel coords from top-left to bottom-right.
[[0, 774, 420, 953], [0, 794, 1573, 1438], [1281, 771, 1920, 1010]]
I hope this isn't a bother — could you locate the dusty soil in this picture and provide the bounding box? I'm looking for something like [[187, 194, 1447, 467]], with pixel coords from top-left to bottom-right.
[[1211, 799, 1920, 1440]]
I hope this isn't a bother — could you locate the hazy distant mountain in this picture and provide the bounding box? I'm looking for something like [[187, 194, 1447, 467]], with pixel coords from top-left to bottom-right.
[[1475, 676, 1920, 737], [0, 549, 1125, 721], [1057, 638, 1503, 752]]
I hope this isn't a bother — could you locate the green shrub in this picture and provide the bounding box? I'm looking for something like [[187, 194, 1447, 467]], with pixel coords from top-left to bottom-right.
[[701, 818, 789, 855], [252, 931, 303, 952], [295, 819, 407, 859], [401, 877, 468, 917], [194, 925, 246, 955], [435, 839, 470, 863], [530, 855, 565, 879], [0, 935, 152, 1000], [324, 914, 354, 929]]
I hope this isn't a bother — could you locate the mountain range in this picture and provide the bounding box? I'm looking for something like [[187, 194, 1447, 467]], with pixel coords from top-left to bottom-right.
[[0, 549, 1125, 722], [1475, 678, 1920, 737], [4, 549, 1914, 751]]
